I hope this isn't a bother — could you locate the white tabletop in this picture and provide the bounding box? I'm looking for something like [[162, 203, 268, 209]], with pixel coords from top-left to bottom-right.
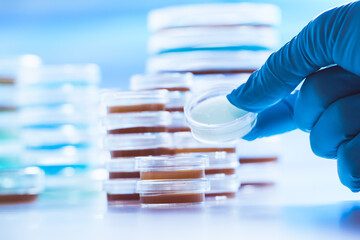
[[1, 130, 360, 240]]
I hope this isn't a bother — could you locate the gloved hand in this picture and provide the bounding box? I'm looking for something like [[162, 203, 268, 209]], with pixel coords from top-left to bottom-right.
[[227, 1, 360, 192]]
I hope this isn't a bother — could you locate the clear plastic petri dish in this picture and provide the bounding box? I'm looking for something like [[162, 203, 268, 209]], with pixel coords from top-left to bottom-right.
[[137, 179, 209, 206], [136, 155, 208, 180], [238, 157, 279, 188], [103, 90, 169, 114], [184, 84, 257, 143], [103, 179, 140, 205], [148, 3, 281, 32], [104, 133, 174, 158], [103, 111, 171, 134], [130, 73, 193, 92], [0, 167, 44, 204], [168, 112, 191, 133], [106, 158, 139, 179], [203, 151, 239, 175], [165, 91, 191, 112], [146, 50, 272, 74], [148, 25, 279, 54], [205, 174, 240, 199]]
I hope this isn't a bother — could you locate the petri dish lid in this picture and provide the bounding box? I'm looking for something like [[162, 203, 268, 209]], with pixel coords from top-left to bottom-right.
[[106, 158, 137, 172], [137, 179, 209, 193], [148, 25, 279, 54], [17, 64, 100, 86], [206, 174, 240, 192], [180, 152, 239, 167], [135, 154, 208, 171], [146, 50, 271, 74], [103, 90, 168, 107], [103, 111, 171, 130], [104, 132, 173, 151], [0, 167, 44, 195], [130, 73, 193, 91], [184, 83, 257, 143], [148, 3, 281, 31], [103, 179, 138, 194]]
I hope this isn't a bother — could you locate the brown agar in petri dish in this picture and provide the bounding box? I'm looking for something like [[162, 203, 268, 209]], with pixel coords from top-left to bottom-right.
[[239, 157, 278, 164], [107, 193, 140, 202], [141, 193, 204, 204], [205, 168, 236, 175], [0, 194, 38, 204], [205, 192, 236, 198], [174, 147, 236, 154], [107, 126, 168, 134], [141, 169, 204, 180], [0, 77, 15, 85], [136, 155, 207, 180], [109, 171, 140, 179], [107, 104, 165, 114], [137, 179, 208, 206], [110, 148, 174, 158], [167, 126, 191, 133]]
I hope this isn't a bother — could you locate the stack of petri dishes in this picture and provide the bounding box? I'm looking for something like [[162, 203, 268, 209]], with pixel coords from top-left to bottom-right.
[[147, 3, 280, 88], [147, 3, 282, 191], [102, 90, 174, 206], [136, 155, 208, 206], [17, 64, 101, 192], [173, 132, 240, 200], [130, 73, 192, 133], [130, 74, 240, 201], [0, 55, 45, 204]]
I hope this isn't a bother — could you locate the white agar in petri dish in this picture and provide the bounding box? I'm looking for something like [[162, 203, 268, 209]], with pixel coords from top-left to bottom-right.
[[191, 95, 248, 125]]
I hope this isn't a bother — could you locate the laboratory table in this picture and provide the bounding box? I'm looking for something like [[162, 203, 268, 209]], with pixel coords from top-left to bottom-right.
[[1, 131, 360, 240]]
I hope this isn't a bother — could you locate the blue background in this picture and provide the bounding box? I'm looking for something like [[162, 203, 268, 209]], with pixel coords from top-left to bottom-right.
[[0, 0, 348, 89]]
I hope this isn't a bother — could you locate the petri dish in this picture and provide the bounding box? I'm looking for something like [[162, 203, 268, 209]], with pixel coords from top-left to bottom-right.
[[148, 3, 281, 32], [206, 174, 240, 199], [103, 179, 140, 205], [146, 50, 271, 74], [185, 84, 257, 143], [104, 133, 174, 158], [103, 90, 168, 114], [137, 179, 209, 206], [103, 111, 171, 134], [136, 155, 208, 180], [130, 73, 193, 92], [106, 158, 139, 179], [0, 167, 44, 204], [149, 25, 279, 55]]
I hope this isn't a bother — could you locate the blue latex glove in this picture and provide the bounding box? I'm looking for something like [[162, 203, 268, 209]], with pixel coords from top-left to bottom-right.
[[227, 2, 360, 192]]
